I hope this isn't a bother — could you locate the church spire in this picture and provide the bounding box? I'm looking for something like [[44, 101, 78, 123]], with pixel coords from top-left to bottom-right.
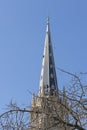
[[38, 18, 58, 97]]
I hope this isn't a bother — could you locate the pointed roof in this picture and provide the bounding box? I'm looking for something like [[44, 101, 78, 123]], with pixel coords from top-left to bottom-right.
[[38, 18, 58, 97]]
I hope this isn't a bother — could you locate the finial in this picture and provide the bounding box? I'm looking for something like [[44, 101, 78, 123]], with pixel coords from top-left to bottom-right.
[[63, 86, 67, 103], [32, 93, 35, 106], [63, 86, 66, 96], [46, 17, 50, 32], [47, 17, 49, 24]]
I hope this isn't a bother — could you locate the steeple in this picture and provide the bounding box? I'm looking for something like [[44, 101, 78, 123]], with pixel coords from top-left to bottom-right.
[[30, 19, 70, 130], [39, 18, 58, 97]]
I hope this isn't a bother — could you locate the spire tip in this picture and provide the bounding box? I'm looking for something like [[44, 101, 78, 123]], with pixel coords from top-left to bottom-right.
[[46, 17, 50, 32], [47, 17, 49, 24]]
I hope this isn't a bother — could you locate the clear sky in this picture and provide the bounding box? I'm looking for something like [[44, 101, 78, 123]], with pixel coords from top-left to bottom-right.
[[0, 0, 87, 112]]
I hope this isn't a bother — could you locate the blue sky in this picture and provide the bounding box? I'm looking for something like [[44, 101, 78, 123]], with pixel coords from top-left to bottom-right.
[[0, 0, 87, 112]]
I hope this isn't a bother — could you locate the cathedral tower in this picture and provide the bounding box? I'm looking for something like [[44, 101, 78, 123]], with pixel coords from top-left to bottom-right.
[[30, 19, 70, 130]]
